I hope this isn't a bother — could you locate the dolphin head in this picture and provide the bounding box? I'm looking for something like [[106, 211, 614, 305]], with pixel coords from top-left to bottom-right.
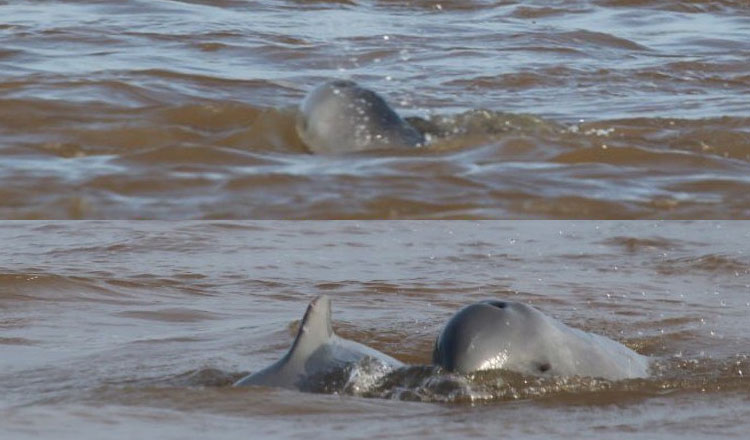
[[432, 300, 651, 380], [296, 80, 424, 154], [432, 300, 561, 376]]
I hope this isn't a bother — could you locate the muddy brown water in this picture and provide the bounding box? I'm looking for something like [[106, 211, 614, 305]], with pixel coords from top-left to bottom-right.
[[1, 1, 749, 219], [2, 0, 750, 438], [1, 221, 749, 439]]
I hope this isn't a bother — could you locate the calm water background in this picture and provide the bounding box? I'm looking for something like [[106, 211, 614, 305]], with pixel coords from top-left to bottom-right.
[[1, 221, 749, 438], [1, 0, 749, 218]]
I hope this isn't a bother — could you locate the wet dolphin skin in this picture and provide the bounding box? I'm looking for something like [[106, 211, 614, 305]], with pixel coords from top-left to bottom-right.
[[433, 300, 650, 380]]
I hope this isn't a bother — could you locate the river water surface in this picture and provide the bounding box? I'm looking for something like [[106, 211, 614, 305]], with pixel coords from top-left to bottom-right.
[[1, 1, 749, 218], [1, 221, 749, 438]]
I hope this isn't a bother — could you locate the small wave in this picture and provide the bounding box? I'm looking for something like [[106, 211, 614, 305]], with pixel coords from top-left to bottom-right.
[[217, 354, 750, 404], [0, 273, 124, 304], [556, 30, 652, 51], [601, 236, 685, 252], [598, 0, 750, 13], [157, 368, 246, 388], [372, 354, 749, 403], [116, 308, 225, 323], [0, 337, 37, 346], [511, 6, 591, 19], [655, 254, 750, 275]]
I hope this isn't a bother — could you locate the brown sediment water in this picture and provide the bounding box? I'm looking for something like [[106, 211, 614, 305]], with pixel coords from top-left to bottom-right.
[[1, 221, 749, 438], [1, 1, 749, 218]]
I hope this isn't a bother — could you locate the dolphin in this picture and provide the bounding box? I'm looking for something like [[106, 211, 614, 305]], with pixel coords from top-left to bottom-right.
[[296, 80, 425, 154], [432, 300, 650, 380], [234, 295, 403, 391]]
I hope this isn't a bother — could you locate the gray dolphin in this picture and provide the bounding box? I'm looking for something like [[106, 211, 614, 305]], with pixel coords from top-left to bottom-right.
[[296, 80, 425, 154], [235, 295, 403, 390], [433, 300, 650, 380]]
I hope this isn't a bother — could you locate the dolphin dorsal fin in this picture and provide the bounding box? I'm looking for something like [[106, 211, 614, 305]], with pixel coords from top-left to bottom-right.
[[287, 295, 334, 361]]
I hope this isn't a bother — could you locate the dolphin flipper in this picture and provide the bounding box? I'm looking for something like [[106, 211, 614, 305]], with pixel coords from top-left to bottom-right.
[[235, 295, 403, 390]]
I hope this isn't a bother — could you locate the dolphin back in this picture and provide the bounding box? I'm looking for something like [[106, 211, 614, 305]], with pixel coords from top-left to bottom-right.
[[234, 295, 403, 390], [234, 295, 335, 388]]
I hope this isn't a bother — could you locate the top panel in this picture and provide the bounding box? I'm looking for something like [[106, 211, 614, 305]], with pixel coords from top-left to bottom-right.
[[2, 0, 749, 218]]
